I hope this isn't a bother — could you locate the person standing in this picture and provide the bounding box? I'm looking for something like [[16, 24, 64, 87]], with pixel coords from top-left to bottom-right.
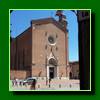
[[30, 79, 37, 90]]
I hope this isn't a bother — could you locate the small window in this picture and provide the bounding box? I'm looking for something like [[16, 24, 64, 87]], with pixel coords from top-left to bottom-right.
[[56, 34, 58, 38], [45, 45, 47, 50], [56, 47, 58, 51], [45, 32, 47, 36]]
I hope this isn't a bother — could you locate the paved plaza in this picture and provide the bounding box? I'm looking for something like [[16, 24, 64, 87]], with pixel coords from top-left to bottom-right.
[[9, 79, 80, 91]]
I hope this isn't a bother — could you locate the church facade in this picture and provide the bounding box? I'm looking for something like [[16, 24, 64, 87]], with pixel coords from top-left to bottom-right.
[[10, 11, 70, 80]]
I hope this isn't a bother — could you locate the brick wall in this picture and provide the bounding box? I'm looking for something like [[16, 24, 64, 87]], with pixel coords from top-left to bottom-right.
[[32, 23, 68, 77], [10, 70, 27, 79]]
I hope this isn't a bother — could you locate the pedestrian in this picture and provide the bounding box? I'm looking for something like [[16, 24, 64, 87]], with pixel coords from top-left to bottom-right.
[[49, 78, 51, 88], [15, 79, 18, 87], [30, 79, 36, 90], [12, 80, 14, 86], [69, 84, 72, 88], [19, 81, 22, 86]]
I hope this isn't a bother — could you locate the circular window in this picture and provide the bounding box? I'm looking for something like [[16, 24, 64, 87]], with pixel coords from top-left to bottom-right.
[[48, 36, 55, 44]]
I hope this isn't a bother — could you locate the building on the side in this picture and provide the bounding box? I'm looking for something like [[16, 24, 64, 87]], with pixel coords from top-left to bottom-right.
[[69, 61, 79, 79]]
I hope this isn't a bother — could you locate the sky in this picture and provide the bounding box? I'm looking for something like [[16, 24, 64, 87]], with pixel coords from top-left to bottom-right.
[[10, 10, 78, 62]]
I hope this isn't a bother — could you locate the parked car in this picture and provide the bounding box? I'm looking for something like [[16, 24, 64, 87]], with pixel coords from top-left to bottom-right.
[[23, 77, 37, 85]]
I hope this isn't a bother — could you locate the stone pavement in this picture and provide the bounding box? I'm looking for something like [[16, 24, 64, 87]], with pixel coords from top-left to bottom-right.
[[9, 79, 80, 91]]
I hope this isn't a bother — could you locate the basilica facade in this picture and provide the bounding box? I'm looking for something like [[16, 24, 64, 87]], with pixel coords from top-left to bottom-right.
[[10, 11, 70, 80]]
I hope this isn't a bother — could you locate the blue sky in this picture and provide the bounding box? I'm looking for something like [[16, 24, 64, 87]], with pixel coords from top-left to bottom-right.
[[10, 10, 78, 62]]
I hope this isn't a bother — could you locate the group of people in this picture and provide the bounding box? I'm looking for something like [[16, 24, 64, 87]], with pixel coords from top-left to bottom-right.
[[12, 78, 37, 90], [12, 77, 55, 90], [12, 79, 25, 87]]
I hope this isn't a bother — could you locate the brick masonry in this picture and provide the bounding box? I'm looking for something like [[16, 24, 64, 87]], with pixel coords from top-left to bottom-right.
[[10, 18, 78, 80]]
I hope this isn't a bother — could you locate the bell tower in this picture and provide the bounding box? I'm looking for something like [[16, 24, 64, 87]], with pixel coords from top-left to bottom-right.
[[56, 10, 67, 31]]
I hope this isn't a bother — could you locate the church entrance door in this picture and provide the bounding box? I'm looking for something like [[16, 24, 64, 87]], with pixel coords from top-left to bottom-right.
[[49, 67, 54, 79]]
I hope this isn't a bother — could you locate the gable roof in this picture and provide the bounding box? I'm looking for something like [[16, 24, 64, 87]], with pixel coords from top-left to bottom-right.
[[31, 17, 67, 33], [14, 17, 67, 39]]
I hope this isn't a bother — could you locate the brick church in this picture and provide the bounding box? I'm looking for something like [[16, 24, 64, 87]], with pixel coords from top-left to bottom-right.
[[10, 11, 78, 80]]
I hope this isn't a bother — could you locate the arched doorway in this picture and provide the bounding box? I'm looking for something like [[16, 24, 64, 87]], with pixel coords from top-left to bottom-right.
[[48, 58, 57, 79]]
